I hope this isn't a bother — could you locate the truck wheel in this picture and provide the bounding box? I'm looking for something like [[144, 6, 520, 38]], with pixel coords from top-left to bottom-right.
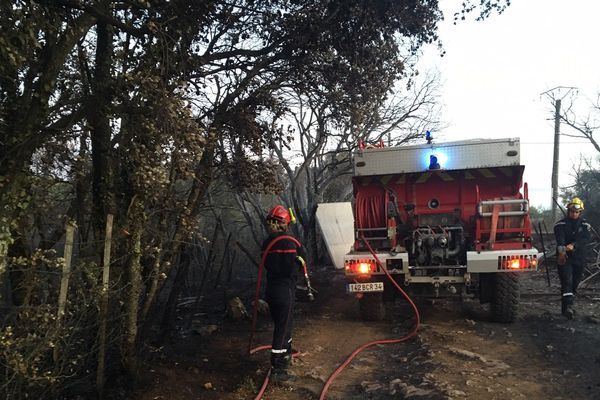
[[491, 272, 520, 323], [359, 293, 386, 321]]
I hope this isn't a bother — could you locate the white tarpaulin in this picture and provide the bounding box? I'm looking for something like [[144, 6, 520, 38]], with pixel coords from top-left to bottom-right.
[[316, 202, 354, 269]]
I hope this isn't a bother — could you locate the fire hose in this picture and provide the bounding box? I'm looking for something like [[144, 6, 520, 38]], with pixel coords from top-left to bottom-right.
[[248, 235, 315, 400], [249, 234, 420, 399], [318, 235, 420, 399]]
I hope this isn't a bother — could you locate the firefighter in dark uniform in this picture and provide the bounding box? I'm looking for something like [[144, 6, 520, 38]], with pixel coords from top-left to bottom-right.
[[553, 197, 592, 319], [262, 205, 306, 381]]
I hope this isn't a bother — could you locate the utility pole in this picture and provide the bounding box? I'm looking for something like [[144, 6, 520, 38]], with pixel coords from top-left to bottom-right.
[[551, 99, 561, 222], [541, 86, 577, 222]]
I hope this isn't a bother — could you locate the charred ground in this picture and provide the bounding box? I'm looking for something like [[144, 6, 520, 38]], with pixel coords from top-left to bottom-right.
[[131, 258, 600, 400]]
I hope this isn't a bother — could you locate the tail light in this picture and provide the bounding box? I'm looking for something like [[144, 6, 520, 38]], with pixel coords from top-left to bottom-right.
[[345, 259, 377, 275], [499, 255, 537, 270]]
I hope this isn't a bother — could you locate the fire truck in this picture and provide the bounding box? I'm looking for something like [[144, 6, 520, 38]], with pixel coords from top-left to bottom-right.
[[318, 137, 538, 323]]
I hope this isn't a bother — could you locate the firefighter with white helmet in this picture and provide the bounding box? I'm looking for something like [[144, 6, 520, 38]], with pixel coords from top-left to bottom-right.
[[261, 205, 306, 382], [553, 197, 592, 319]]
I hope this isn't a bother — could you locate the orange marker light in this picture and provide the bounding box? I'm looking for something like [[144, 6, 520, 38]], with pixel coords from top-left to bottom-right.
[[530, 258, 538, 267]]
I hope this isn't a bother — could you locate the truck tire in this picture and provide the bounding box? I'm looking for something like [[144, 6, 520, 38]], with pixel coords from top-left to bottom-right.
[[359, 293, 386, 321], [491, 272, 520, 323]]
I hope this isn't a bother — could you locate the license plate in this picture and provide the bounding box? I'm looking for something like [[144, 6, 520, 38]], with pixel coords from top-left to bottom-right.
[[347, 282, 384, 293]]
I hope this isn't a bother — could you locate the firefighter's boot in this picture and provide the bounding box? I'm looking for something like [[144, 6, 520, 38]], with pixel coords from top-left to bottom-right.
[[271, 352, 294, 383], [562, 302, 574, 320], [271, 368, 295, 384], [564, 307, 574, 320], [284, 346, 295, 367]]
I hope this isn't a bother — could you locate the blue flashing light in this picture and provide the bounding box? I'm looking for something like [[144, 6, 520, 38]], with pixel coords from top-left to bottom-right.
[[429, 155, 440, 170], [423, 151, 448, 170]]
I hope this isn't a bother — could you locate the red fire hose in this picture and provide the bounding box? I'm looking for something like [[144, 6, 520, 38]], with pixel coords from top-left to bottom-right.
[[250, 234, 421, 400], [318, 235, 420, 399], [248, 235, 303, 400]]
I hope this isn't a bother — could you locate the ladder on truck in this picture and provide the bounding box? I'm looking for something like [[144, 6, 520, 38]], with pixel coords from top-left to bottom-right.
[[474, 183, 533, 251]]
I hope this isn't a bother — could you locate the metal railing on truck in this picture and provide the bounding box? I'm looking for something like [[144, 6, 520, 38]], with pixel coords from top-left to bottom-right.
[[474, 184, 533, 251]]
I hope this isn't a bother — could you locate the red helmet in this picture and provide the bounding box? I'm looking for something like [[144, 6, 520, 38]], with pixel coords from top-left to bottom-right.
[[267, 205, 291, 224]]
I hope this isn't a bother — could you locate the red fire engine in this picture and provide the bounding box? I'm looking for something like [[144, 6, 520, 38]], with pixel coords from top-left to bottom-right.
[[320, 137, 538, 322]]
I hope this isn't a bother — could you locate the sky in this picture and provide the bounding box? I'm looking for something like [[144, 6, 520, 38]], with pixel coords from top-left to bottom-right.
[[417, 0, 600, 209]]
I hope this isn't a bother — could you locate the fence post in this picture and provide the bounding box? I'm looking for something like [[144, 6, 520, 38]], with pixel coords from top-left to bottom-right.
[[54, 221, 76, 362], [96, 214, 114, 398]]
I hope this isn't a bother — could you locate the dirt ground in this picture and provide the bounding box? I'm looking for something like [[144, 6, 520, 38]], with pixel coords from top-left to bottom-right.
[[131, 261, 600, 400]]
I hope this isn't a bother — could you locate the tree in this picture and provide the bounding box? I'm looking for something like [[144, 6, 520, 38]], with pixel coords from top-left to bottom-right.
[[0, 1, 96, 306], [561, 157, 600, 230], [256, 72, 444, 263], [559, 91, 600, 153], [453, 0, 512, 22], [554, 90, 600, 227], [0, 0, 513, 396]]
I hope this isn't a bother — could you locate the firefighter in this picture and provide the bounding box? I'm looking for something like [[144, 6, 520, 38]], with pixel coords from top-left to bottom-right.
[[553, 197, 592, 319], [262, 205, 306, 382]]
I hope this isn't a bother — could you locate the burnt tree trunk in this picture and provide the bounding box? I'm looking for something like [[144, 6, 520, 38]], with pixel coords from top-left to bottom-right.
[[89, 19, 115, 240], [158, 250, 190, 343], [123, 197, 145, 380]]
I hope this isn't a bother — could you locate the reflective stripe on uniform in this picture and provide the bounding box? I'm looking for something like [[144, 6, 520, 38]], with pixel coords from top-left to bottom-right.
[[562, 292, 574, 297], [271, 348, 287, 354]]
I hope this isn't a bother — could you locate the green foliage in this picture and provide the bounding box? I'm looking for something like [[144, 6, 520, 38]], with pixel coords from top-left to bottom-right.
[[529, 205, 554, 233], [562, 167, 600, 230], [1, 253, 102, 399], [1, 307, 62, 391], [529, 204, 549, 220], [454, 0, 512, 22]]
